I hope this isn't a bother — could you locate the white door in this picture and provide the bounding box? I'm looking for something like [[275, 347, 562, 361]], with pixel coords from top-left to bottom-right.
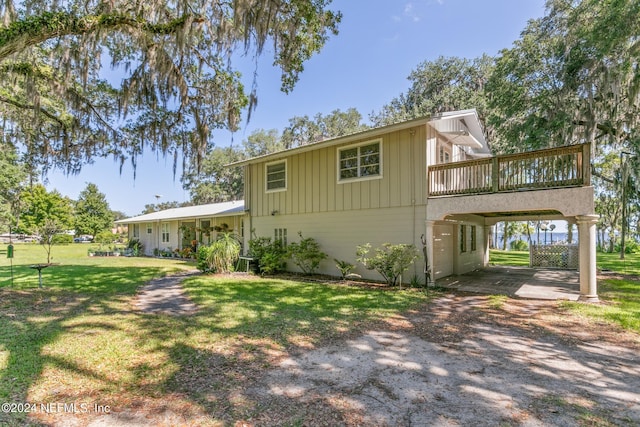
[[433, 224, 454, 279]]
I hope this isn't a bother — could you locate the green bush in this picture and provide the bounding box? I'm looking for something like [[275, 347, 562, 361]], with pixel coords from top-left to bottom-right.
[[356, 243, 419, 286], [51, 234, 73, 245], [614, 238, 640, 254], [510, 239, 529, 251], [95, 231, 117, 244], [334, 259, 356, 280], [127, 238, 143, 256], [197, 245, 214, 272], [248, 237, 286, 275], [287, 233, 327, 275]]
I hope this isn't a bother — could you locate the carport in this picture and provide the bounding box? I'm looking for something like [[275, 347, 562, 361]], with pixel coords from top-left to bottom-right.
[[437, 265, 580, 300], [425, 143, 598, 301]]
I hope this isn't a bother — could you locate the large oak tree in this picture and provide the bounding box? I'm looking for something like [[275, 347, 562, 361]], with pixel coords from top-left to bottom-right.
[[0, 0, 341, 174]]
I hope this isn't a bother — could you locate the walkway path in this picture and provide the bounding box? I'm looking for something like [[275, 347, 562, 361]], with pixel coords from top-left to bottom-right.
[[134, 270, 201, 315]]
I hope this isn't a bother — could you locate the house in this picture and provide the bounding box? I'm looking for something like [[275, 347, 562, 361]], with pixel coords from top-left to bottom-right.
[[115, 201, 245, 256], [231, 110, 598, 300]]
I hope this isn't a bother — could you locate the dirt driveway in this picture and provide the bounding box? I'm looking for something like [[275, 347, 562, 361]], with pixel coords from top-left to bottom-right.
[[240, 294, 640, 426]]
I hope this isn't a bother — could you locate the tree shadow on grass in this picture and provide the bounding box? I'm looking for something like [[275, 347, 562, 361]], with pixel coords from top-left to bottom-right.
[[0, 265, 183, 426]]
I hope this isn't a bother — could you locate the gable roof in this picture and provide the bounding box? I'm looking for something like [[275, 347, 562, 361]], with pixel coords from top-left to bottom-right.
[[229, 109, 490, 167], [115, 200, 245, 224]]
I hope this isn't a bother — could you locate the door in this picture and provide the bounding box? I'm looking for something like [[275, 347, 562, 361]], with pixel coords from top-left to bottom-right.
[[433, 224, 454, 279]]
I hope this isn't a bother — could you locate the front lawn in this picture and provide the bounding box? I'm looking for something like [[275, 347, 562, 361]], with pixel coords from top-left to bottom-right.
[[0, 243, 428, 426]]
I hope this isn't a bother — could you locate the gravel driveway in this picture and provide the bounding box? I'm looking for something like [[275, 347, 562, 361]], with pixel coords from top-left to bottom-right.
[[244, 294, 640, 426]]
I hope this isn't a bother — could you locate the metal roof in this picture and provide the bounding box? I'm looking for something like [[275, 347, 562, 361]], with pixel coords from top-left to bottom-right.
[[115, 200, 245, 223]]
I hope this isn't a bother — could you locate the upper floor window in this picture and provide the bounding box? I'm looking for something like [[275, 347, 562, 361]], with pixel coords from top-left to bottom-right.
[[266, 160, 287, 192], [338, 140, 382, 182], [439, 145, 451, 163]]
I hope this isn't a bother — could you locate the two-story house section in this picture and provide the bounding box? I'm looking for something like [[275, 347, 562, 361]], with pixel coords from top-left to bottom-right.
[[232, 109, 599, 300]]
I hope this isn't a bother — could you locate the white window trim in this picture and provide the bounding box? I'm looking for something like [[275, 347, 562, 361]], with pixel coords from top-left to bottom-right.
[[337, 139, 383, 184], [161, 223, 170, 243], [146, 223, 153, 234], [265, 159, 287, 193]]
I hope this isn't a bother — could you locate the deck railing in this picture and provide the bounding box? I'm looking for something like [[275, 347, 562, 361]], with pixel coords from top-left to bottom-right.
[[427, 143, 591, 197]]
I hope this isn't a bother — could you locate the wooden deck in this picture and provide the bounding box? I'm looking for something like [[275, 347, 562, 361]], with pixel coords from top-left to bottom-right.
[[428, 143, 591, 197]]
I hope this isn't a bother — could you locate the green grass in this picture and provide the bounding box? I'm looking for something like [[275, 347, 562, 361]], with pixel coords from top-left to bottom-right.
[[489, 249, 530, 266], [490, 249, 640, 334], [0, 243, 429, 425]]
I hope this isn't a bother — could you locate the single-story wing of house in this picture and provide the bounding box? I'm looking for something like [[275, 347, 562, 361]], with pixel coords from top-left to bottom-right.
[[116, 200, 245, 256]]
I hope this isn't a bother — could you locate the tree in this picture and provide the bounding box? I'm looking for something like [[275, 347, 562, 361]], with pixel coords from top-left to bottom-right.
[[18, 184, 73, 263], [370, 55, 494, 139], [181, 146, 245, 204], [141, 201, 184, 215], [281, 108, 368, 148], [0, 1, 342, 174], [0, 142, 27, 232], [74, 183, 113, 238]]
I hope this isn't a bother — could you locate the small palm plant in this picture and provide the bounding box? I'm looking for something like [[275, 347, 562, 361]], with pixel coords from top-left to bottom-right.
[[207, 232, 241, 273]]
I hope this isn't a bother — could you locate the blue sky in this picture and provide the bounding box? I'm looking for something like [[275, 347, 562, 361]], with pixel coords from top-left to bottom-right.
[[47, 0, 547, 217]]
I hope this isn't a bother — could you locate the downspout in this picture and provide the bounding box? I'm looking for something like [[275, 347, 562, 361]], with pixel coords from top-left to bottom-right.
[[410, 128, 417, 281]]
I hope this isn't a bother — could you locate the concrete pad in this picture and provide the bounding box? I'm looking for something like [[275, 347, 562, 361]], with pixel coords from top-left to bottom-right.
[[437, 266, 580, 300]]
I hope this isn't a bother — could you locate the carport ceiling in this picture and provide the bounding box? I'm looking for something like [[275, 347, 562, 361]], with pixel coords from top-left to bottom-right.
[[475, 210, 562, 218]]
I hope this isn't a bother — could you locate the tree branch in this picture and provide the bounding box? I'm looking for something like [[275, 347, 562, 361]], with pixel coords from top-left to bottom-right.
[[0, 11, 204, 60]]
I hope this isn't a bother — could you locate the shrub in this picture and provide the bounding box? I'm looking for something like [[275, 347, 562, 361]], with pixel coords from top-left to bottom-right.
[[287, 232, 327, 275], [615, 238, 640, 254], [248, 237, 286, 274], [127, 238, 143, 256], [197, 245, 214, 272], [95, 231, 117, 245], [51, 234, 73, 245], [356, 243, 419, 286], [334, 259, 356, 280], [510, 239, 529, 251], [207, 232, 241, 273]]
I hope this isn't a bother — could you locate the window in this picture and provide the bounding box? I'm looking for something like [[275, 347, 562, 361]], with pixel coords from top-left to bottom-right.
[[132, 224, 140, 238], [439, 145, 451, 163], [266, 160, 287, 192], [338, 140, 382, 182], [460, 225, 467, 253], [274, 228, 287, 247], [161, 223, 170, 243], [146, 224, 152, 234], [471, 226, 477, 251], [200, 220, 210, 244]]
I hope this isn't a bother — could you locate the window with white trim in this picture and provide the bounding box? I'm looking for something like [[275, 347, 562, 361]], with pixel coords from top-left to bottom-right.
[[161, 223, 170, 243], [266, 160, 287, 192], [132, 224, 140, 238], [338, 140, 382, 181], [146, 224, 152, 234]]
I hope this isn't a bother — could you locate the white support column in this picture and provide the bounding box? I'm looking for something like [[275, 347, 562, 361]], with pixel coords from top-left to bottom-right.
[[425, 220, 436, 284], [576, 214, 599, 302], [483, 225, 492, 266]]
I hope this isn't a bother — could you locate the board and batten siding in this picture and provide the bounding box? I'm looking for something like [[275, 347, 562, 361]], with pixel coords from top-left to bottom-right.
[[247, 126, 429, 217], [252, 206, 427, 281]]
